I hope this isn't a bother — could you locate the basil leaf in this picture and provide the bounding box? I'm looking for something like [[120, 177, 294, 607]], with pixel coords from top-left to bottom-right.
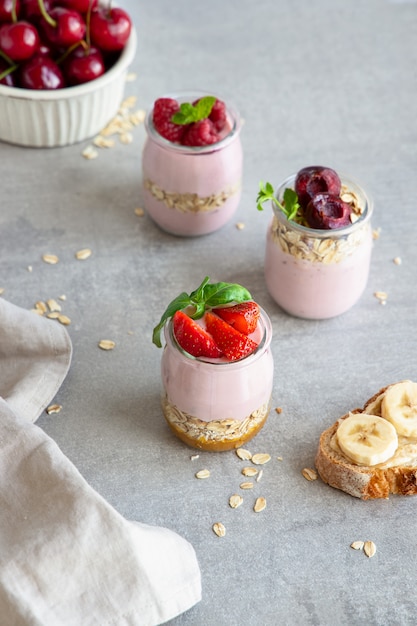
[[152, 292, 192, 347], [204, 282, 252, 307]]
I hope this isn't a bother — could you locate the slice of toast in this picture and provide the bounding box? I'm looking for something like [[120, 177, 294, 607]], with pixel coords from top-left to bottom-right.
[[315, 383, 417, 500]]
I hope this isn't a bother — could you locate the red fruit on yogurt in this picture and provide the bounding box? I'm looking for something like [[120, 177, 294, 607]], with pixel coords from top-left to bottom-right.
[[205, 312, 258, 362], [305, 193, 352, 230], [214, 301, 260, 335], [172, 310, 223, 358], [153, 97, 186, 143], [182, 118, 219, 147], [295, 166, 342, 210]]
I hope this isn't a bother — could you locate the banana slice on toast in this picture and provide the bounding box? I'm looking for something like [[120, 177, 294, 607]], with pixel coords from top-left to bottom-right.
[[315, 381, 417, 500]]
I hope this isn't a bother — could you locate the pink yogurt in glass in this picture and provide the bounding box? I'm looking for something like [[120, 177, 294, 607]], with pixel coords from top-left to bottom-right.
[[160, 308, 273, 451], [142, 91, 243, 237], [264, 174, 373, 319]]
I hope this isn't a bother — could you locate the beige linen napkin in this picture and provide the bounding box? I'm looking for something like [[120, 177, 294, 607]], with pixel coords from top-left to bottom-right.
[[0, 298, 201, 625]]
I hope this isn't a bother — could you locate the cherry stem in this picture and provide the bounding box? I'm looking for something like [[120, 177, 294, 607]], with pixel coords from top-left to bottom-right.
[[11, 0, 17, 23], [37, 0, 56, 27], [0, 63, 18, 81], [0, 49, 15, 66], [56, 40, 86, 65]]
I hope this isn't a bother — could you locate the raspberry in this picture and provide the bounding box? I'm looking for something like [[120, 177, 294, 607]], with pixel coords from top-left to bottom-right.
[[182, 119, 219, 147], [209, 99, 227, 132], [152, 98, 185, 143]]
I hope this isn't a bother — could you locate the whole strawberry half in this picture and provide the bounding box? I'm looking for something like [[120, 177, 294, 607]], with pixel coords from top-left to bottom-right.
[[173, 310, 222, 358], [205, 312, 258, 362], [213, 301, 260, 335]]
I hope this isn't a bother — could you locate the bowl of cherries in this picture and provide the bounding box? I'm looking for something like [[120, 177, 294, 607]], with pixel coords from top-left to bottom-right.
[[0, 0, 136, 147]]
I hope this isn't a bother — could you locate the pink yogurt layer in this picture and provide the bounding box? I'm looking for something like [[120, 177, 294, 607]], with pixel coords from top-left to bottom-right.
[[264, 217, 373, 319], [161, 309, 273, 422]]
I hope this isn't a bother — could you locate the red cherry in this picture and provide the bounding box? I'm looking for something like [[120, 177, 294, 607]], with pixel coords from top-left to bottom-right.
[[295, 166, 342, 210], [41, 7, 86, 48], [0, 57, 16, 85], [89, 7, 131, 51], [19, 53, 65, 89], [0, 21, 39, 61], [0, 0, 21, 23], [305, 193, 352, 230], [58, 0, 98, 14], [63, 44, 105, 85]]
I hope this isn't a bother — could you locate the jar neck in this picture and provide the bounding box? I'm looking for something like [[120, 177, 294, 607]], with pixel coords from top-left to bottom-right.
[[164, 308, 272, 369]]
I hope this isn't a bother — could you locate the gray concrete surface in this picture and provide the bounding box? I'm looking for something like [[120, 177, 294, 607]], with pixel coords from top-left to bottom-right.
[[1, 0, 417, 623]]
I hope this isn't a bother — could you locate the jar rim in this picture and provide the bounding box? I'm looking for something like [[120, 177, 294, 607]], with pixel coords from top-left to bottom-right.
[[272, 173, 373, 238], [144, 90, 242, 154], [164, 306, 272, 368]]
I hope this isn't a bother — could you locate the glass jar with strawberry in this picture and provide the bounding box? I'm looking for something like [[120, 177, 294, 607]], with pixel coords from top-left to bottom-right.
[[257, 166, 374, 319], [142, 92, 243, 237], [152, 277, 274, 451]]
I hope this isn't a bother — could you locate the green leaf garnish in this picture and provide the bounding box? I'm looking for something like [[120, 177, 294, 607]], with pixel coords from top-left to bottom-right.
[[171, 96, 216, 125], [256, 181, 301, 222], [152, 276, 252, 348]]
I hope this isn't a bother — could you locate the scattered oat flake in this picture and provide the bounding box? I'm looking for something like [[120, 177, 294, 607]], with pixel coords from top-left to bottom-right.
[[42, 254, 59, 264], [393, 256, 402, 265], [302, 468, 318, 481], [212, 522, 226, 537], [46, 404, 62, 415], [93, 136, 115, 148], [374, 291, 388, 304], [57, 315, 71, 325], [372, 228, 381, 240], [190, 454, 199, 461], [120, 132, 133, 144], [240, 482, 254, 490], [98, 340, 115, 351], [275, 407, 282, 414], [229, 494, 243, 509], [75, 248, 92, 260], [46, 312, 60, 319], [256, 469, 263, 482], [251, 453, 271, 465], [236, 448, 252, 461], [59, 295, 67, 301], [195, 469, 210, 479], [254, 497, 266, 513], [364, 541, 377, 558], [27, 265, 32, 272], [351, 541, 365, 551], [130, 109, 146, 125], [0, 288, 4, 295], [242, 467, 258, 477], [47, 298, 61, 312], [134, 207, 145, 217], [31, 308, 44, 315], [35, 301, 47, 313], [82, 145, 98, 160], [277, 456, 283, 461], [235, 222, 245, 230]]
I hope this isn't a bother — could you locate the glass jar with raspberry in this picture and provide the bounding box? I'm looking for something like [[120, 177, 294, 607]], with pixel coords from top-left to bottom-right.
[[142, 91, 243, 236], [259, 167, 374, 319]]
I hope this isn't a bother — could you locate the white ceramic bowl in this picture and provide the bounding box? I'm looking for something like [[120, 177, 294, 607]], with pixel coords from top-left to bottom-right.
[[0, 27, 137, 148]]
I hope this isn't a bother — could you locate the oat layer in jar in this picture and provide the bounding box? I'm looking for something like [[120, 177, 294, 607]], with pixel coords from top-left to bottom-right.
[[264, 173, 373, 319], [142, 91, 243, 237], [161, 308, 273, 451]]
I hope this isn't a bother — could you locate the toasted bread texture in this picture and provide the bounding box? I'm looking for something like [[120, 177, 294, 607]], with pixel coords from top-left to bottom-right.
[[315, 383, 417, 500]]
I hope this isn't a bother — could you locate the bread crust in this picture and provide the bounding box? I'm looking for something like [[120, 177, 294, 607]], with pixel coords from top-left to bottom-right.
[[315, 384, 417, 500]]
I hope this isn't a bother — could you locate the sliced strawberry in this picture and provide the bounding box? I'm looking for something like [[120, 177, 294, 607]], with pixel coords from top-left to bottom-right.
[[213, 301, 260, 335], [205, 312, 258, 362], [172, 310, 222, 358]]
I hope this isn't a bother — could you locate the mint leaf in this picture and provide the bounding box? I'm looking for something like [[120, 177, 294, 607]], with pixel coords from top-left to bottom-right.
[[152, 276, 252, 348], [171, 96, 216, 125], [256, 180, 301, 222]]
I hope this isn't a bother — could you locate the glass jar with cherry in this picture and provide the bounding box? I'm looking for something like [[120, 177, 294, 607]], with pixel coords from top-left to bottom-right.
[[0, 0, 133, 88]]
